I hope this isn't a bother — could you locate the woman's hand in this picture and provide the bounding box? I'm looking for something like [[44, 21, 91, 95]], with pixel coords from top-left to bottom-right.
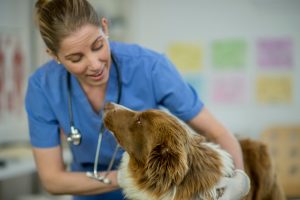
[[216, 169, 251, 200]]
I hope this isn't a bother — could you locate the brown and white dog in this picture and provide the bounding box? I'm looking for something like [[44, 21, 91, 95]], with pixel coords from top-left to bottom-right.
[[103, 103, 285, 200]]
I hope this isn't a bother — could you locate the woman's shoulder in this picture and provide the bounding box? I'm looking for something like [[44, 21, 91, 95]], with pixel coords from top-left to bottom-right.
[[28, 60, 66, 87], [109, 41, 172, 84], [110, 41, 170, 74], [110, 41, 162, 61]]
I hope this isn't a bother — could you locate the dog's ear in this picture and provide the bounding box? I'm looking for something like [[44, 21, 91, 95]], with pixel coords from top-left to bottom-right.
[[146, 141, 188, 192]]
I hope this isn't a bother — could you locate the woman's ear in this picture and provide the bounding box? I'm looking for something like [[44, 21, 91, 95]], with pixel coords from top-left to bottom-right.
[[101, 17, 109, 37], [46, 48, 60, 64], [46, 48, 54, 57]]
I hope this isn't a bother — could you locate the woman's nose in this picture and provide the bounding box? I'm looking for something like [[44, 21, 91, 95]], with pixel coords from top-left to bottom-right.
[[87, 55, 102, 71]]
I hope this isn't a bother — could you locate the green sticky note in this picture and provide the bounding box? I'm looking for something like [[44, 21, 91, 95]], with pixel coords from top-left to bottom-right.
[[212, 39, 247, 69]]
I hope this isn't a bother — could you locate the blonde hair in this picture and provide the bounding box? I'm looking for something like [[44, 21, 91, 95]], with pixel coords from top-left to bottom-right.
[[35, 0, 101, 55]]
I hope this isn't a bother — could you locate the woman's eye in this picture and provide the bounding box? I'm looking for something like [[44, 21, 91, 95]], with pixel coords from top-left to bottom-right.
[[92, 40, 103, 51], [71, 59, 81, 63], [70, 56, 82, 63]]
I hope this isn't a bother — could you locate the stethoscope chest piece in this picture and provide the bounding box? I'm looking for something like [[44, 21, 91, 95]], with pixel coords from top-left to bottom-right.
[[86, 171, 112, 184], [67, 126, 82, 145]]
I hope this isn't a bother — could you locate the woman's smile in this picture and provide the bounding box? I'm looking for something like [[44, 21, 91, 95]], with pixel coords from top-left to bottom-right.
[[87, 63, 107, 81]]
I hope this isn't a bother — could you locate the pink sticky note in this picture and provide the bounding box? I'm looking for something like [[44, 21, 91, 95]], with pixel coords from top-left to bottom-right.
[[211, 74, 247, 104]]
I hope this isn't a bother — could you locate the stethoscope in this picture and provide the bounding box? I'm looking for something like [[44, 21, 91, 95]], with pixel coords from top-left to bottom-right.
[[66, 53, 122, 184]]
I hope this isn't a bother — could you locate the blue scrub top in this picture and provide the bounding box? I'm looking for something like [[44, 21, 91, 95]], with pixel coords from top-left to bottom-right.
[[25, 41, 204, 199]]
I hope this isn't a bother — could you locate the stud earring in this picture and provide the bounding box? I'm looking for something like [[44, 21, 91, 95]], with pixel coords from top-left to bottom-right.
[[56, 58, 61, 64]]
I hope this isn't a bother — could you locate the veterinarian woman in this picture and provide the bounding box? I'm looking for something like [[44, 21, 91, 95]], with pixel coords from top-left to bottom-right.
[[25, 0, 250, 199]]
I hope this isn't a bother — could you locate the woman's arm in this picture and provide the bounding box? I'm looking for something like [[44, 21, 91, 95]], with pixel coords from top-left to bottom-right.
[[187, 107, 244, 170], [187, 107, 250, 199], [32, 146, 119, 195]]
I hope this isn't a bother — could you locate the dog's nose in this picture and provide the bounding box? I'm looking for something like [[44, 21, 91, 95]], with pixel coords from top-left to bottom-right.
[[104, 102, 115, 113]]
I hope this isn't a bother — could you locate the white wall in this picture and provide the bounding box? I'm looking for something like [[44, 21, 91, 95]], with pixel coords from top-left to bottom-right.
[[0, 0, 33, 142], [124, 0, 300, 138], [1, 0, 299, 142]]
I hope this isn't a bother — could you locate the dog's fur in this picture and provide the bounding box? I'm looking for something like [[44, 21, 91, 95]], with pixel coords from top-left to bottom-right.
[[103, 103, 285, 200]]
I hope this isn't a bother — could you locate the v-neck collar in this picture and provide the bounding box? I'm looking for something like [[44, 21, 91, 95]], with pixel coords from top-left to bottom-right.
[[69, 61, 119, 118]]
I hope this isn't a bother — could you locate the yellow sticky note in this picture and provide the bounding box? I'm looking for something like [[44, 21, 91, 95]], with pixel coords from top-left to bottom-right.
[[167, 42, 202, 73], [256, 75, 293, 104]]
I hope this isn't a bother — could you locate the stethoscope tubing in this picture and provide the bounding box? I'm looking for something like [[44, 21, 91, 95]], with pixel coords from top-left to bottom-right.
[[67, 52, 122, 184], [93, 124, 104, 175]]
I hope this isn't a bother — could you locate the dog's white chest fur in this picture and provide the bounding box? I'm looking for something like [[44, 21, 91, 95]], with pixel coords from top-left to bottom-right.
[[118, 153, 160, 200], [118, 142, 234, 200]]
